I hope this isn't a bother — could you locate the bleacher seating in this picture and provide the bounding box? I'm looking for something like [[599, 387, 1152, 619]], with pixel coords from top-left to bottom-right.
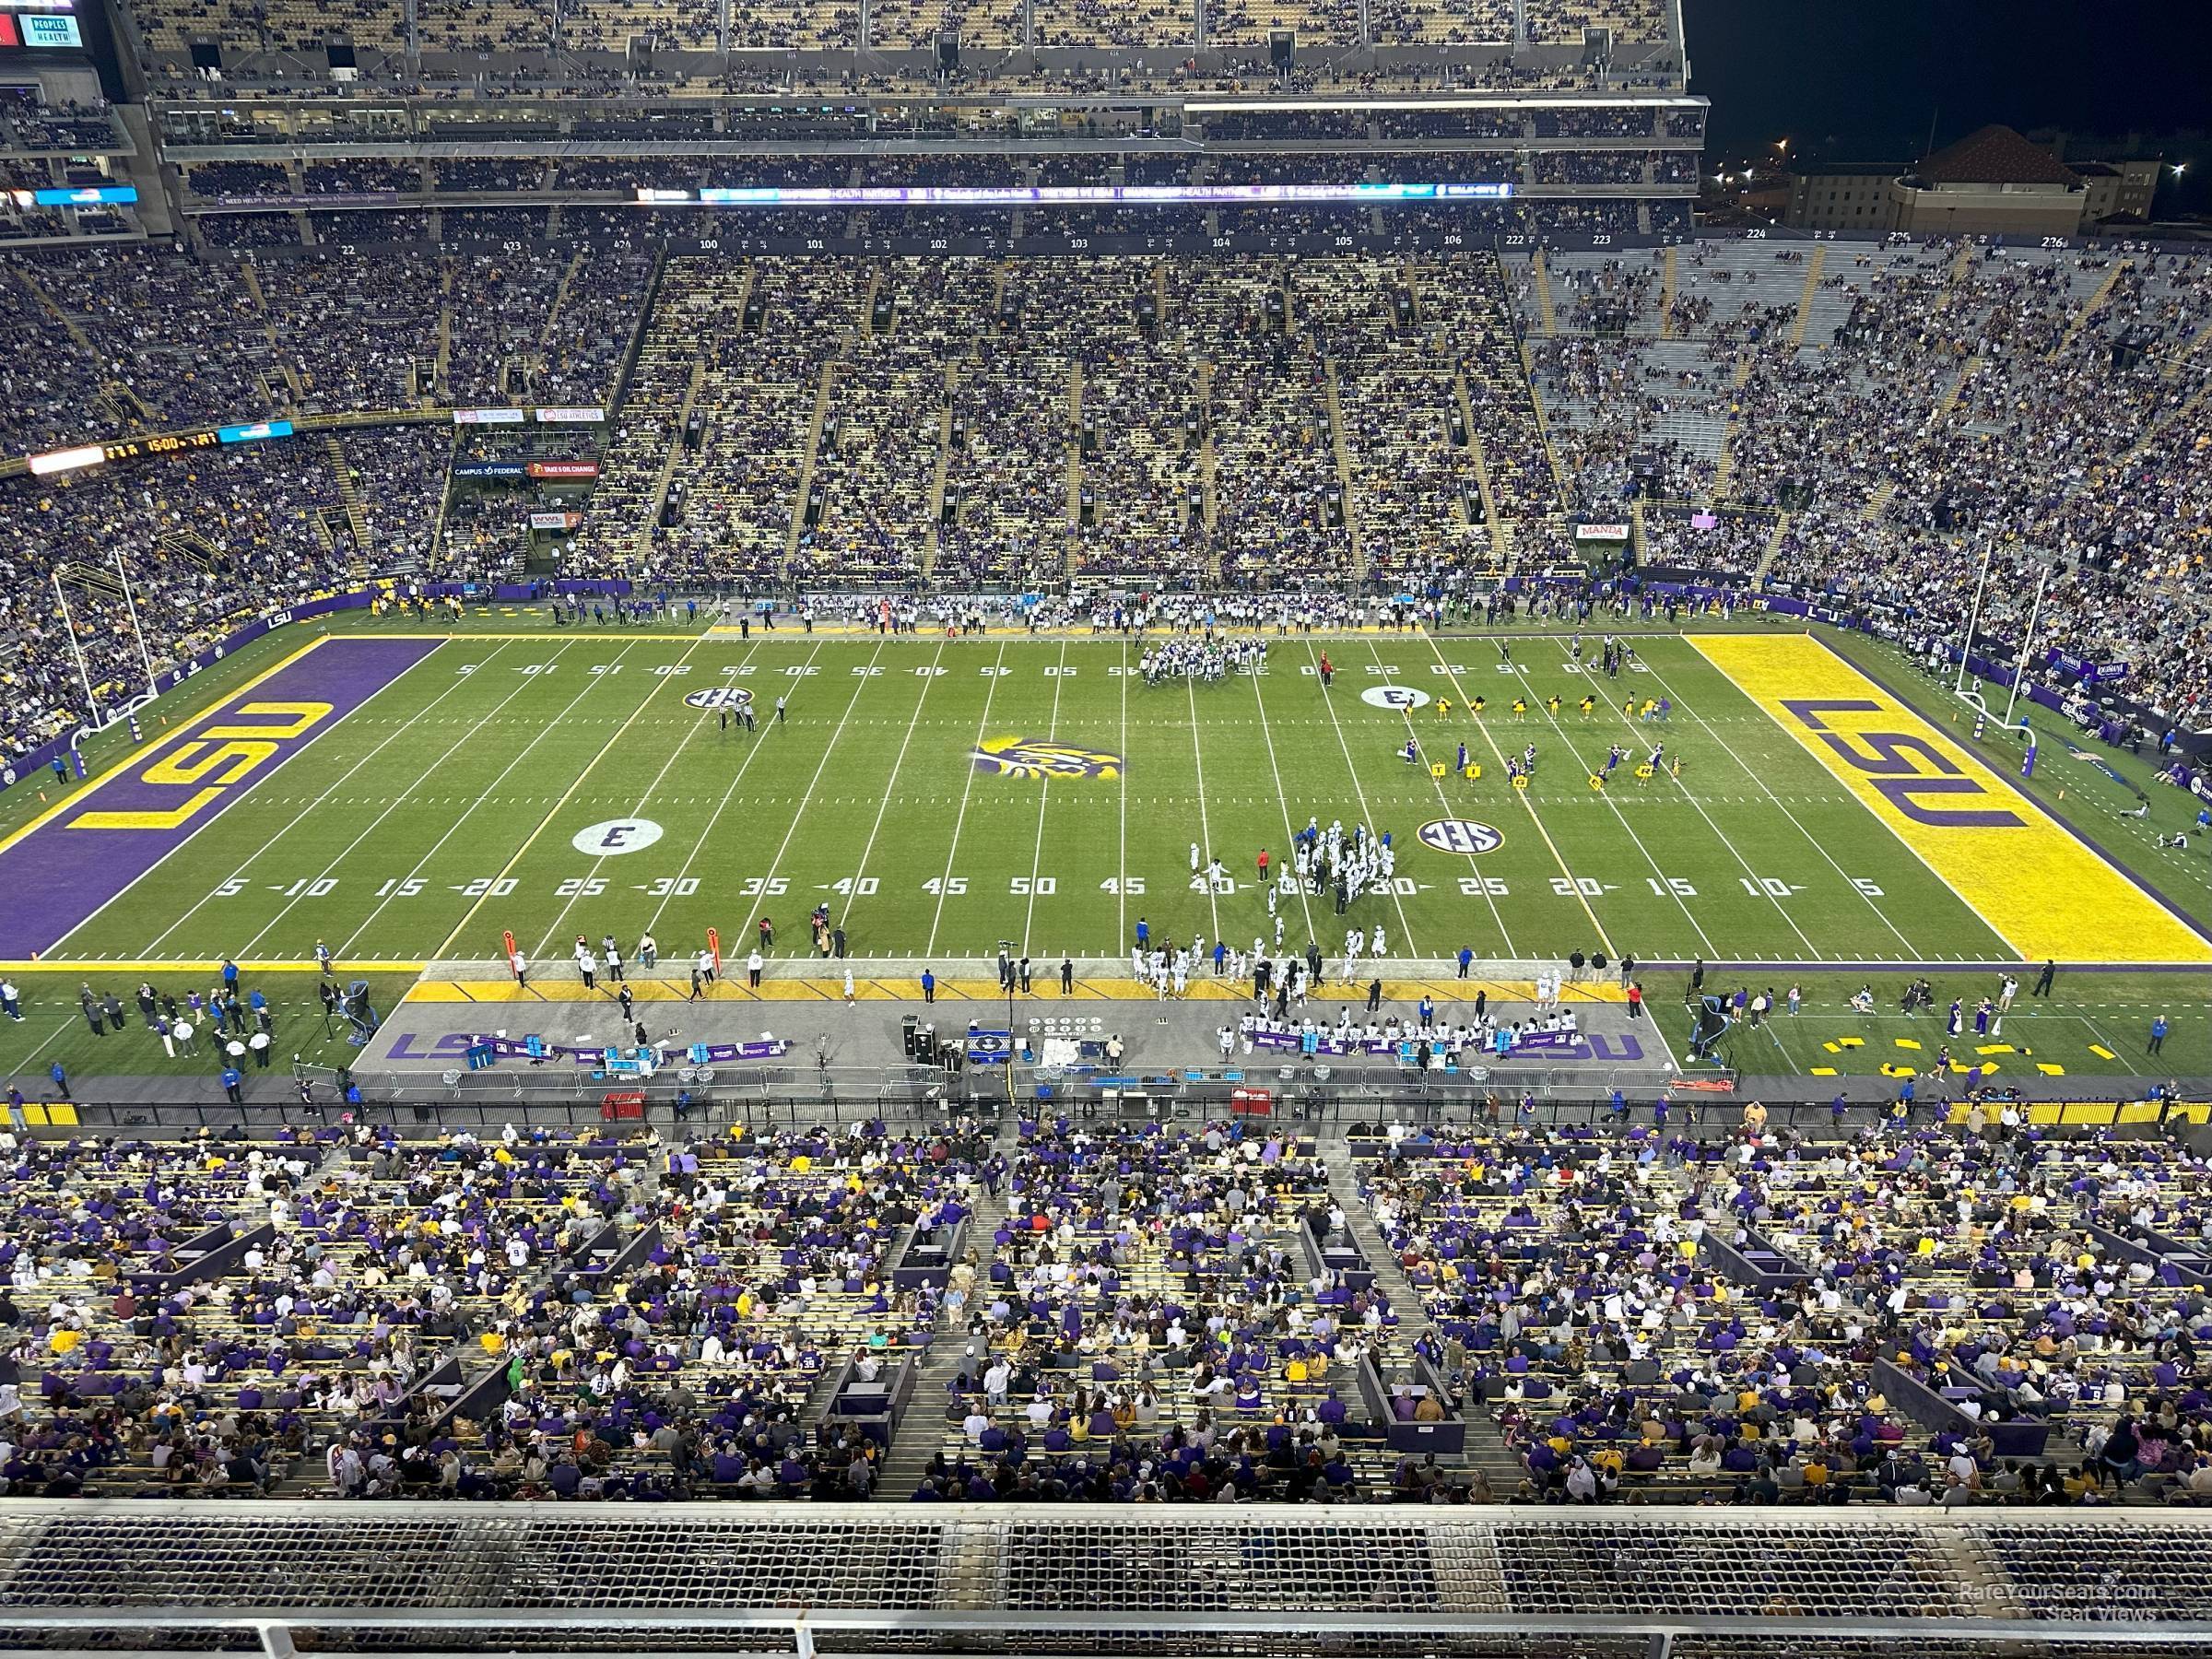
[[919, 1120, 1416, 1501], [1359, 1121, 2212, 1507]]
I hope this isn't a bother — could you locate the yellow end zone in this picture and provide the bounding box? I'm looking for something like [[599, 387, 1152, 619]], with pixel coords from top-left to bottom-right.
[[1691, 634, 2212, 964]]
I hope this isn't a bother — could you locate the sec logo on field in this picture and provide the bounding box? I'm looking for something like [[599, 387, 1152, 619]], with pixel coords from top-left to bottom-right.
[[1361, 684, 1430, 712], [685, 687, 755, 710], [571, 818, 665, 856], [1417, 818, 1503, 856]]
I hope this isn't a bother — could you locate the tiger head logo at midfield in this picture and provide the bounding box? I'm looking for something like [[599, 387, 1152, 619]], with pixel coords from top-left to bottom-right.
[[971, 736, 1124, 781]]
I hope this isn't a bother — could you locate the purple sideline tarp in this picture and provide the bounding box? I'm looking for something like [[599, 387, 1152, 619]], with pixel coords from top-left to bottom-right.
[[0, 635, 439, 959]]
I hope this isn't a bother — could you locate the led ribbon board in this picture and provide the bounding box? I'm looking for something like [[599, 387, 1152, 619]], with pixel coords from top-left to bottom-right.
[[638, 182, 1513, 207]]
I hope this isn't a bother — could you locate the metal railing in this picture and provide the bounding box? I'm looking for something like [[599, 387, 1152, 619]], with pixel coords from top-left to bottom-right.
[[0, 1501, 2206, 1656]]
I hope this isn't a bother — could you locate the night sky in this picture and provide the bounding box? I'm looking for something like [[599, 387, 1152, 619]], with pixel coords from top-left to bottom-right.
[[1688, 0, 2211, 211]]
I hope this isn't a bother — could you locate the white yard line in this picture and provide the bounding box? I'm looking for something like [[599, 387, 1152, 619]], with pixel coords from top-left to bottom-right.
[[1548, 652, 1822, 960], [837, 638, 950, 936], [138, 640, 509, 959], [1414, 632, 1612, 958], [381, 642, 651, 962], [925, 640, 1008, 958], [640, 641, 795, 939], [527, 635, 731, 955], [1182, 672, 1226, 947], [1302, 642, 1421, 959], [1247, 656, 1317, 949], [1632, 649, 1924, 957], [1117, 638, 1129, 948], [1485, 653, 1719, 959], [750, 638, 891, 942], [1019, 639, 1070, 953], [1359, 638, 1515, 958]]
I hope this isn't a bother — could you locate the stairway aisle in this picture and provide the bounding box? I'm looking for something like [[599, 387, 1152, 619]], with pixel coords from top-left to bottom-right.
[[1323, 1149, 1423, 1345], [874, 1124, 1013, 1497], [1324, 1143, 1507, 1490]]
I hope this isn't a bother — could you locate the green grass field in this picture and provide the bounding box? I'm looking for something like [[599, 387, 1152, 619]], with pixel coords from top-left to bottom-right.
[[1, 612, 2205, 1092]]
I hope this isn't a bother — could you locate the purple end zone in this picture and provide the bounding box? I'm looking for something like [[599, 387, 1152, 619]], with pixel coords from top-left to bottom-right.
[[0, 636, 441, 959]]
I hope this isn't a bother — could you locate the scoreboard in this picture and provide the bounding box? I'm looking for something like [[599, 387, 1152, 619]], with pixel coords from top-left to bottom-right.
[[30, 420, 296, 476]]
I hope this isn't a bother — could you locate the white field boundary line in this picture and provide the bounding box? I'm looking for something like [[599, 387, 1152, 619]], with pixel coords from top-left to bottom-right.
[[230, 644, 549, 961], [1632, 644, 1926, 957], [1118, 637, 1129, 947], [1300, 641, 1422, 960], [1484, 651, 1720, 960], [1247, 659, 1318, 952], [1638, 971, 1688, 1077], [392, 642, 653, 964], [836, 638, 951, 938], [924, 640, 1009, 959], [1359, 637, 1516, 958], [639, 641, 793, 940], [1415, 633, 1617, 958], [748, 637, 892, 951], [37, 639, 443, 963], [1182, 671, 1225, 948], [132, 640, 508, 960], [1019, 638, 1069, 954], [1683, 636, 2031, 964]]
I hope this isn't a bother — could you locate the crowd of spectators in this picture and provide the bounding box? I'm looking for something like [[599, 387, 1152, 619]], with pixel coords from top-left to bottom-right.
[[1513, 237, 2212, 723], [1365, 1112, 2212, 1506], [3, 1106, 2204, 1509], [4, 230, 2206, 759]]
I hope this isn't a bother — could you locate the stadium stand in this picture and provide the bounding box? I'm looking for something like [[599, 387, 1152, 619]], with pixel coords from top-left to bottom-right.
[[0, 1111, 2208, 1516]]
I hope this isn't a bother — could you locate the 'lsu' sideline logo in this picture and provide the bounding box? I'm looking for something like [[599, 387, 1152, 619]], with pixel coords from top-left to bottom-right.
[[971, 736, 1123, 781], [1781, 699, 2026, 829], [1418, 818, 1504, 856], [685, 687, 755, 710], [70, 701, 335, 831]]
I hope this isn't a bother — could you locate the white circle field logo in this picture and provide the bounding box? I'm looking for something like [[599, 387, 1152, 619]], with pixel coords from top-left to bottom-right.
[[1360, 684, 1430, 712], [685, 687, 754, 710], [1417, 818, 1504, 856], [571, 818, 665, 856]]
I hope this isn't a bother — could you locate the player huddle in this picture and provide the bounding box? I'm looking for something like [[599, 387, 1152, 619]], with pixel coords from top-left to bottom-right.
[[1138, 637, 1267, 684]]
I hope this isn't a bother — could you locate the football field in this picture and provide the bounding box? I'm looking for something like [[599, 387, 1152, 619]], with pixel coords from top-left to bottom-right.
[[4, 619, 2206, 985]]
